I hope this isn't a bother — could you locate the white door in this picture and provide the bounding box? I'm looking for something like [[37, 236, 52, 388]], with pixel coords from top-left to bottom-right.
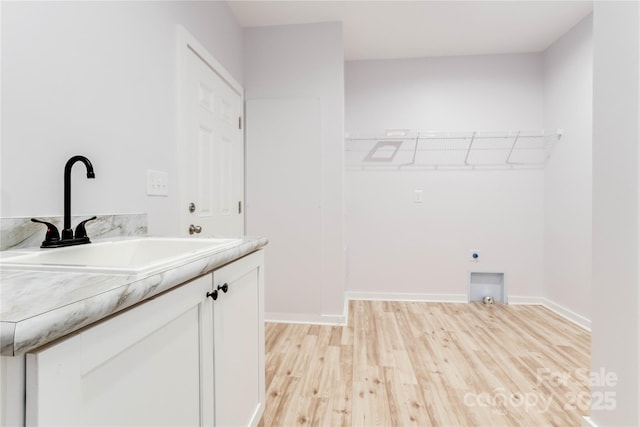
[[178, 28, 244, 238]]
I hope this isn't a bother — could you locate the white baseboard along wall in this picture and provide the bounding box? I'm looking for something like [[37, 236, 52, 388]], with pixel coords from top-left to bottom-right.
[[265, 292, 591, 332]]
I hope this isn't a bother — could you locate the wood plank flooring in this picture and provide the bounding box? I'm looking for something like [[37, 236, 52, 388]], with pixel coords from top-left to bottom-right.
[[259, 300, 590, 427]]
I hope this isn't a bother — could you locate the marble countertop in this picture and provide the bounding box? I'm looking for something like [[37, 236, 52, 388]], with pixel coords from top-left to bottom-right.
[[0, 236, 268, 356]]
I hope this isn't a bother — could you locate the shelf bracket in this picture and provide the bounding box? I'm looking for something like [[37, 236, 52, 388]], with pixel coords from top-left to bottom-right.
[[505, 131, 521, 164], [463, 131, 477, 165], [399, 133, 421, 168]]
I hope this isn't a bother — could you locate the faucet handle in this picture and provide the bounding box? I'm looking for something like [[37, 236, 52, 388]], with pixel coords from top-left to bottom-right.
[[31, 218, 61, 246], [74, 216, 97, 239]]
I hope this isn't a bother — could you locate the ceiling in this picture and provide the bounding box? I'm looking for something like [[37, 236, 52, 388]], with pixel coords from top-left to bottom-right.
[[227, 0, 593, 61]]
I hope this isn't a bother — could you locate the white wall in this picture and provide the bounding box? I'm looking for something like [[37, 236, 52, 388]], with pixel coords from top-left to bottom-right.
[[346, 170, 544, 298], [346, 54, 544, 133], [243, 22, 346, 319], [591, 2, 640, 426], [345, 54, 545, 299], [543, 15, 593, 323], [1, 1, 243, 235]]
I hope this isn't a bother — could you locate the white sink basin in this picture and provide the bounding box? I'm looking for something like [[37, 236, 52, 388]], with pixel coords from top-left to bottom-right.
[[0, 237, 241, 275]]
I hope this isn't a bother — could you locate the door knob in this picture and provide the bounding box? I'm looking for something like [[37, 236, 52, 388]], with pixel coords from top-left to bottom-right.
[[189, 224, 202, 235]]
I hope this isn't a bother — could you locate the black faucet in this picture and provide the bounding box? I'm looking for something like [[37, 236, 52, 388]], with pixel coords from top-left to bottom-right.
[[31, 155, 97, 248]]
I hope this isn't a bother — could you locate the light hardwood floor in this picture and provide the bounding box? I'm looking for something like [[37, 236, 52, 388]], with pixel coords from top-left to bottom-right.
[[259, 300, 590, 427]]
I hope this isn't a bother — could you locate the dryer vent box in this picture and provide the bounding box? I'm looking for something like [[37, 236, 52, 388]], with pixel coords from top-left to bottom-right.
[[469, 272, 506, 303]]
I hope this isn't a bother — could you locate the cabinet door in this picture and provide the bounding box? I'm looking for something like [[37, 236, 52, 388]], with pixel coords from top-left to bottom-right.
[[26, 274, 214, 427], [212, 251, 265, 427]]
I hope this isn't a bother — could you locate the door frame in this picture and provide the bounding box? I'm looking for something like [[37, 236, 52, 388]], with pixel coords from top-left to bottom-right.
[[176, 25, 244, 236]]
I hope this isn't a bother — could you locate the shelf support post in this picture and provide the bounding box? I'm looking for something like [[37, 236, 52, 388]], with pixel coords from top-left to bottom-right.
[[505, 131, 521, 164], [463, 131, 477, 166]]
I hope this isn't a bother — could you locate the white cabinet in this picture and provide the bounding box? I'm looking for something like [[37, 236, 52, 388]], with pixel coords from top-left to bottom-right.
[[24, 250, 264, 427], [26, 274, 213, 426], [212, 252, 265, 427]]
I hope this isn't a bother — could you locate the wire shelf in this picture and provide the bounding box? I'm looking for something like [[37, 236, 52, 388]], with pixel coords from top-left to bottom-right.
[[345, 129, 562, 171]]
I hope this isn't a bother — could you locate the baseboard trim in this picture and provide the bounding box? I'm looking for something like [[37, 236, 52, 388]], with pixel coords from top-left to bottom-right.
[[266, 293, 466, 325], [345, 291, 467, 303], [508, 296, 544, 305], [540, 298, 591, 331], [488, 295, 590, 331], [267, 293, 591, 331], [582, 416, 598, 427], [265, 312, 346, 326]]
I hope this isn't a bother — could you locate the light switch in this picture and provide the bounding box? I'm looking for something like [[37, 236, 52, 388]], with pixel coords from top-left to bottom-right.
[[147, 170, 168, 196], [414, 190, 423, 204]]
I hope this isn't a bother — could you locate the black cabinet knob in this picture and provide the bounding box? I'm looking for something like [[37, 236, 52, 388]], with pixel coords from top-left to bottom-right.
[[217, 283, 229, 293], [207, 290, 218, 301]]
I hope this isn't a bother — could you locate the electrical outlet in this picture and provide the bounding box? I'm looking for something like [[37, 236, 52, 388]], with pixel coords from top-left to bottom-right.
[[147, 170, 168, 196]]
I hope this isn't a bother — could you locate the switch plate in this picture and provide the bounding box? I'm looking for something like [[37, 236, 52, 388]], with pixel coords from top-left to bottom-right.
[[147, 170, 168, 196], [414, 190, 423, 203]]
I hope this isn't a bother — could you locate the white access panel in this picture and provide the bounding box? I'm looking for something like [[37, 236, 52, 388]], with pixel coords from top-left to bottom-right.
[[245, 98, 322, 315], [468, 272, 506, 303]]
